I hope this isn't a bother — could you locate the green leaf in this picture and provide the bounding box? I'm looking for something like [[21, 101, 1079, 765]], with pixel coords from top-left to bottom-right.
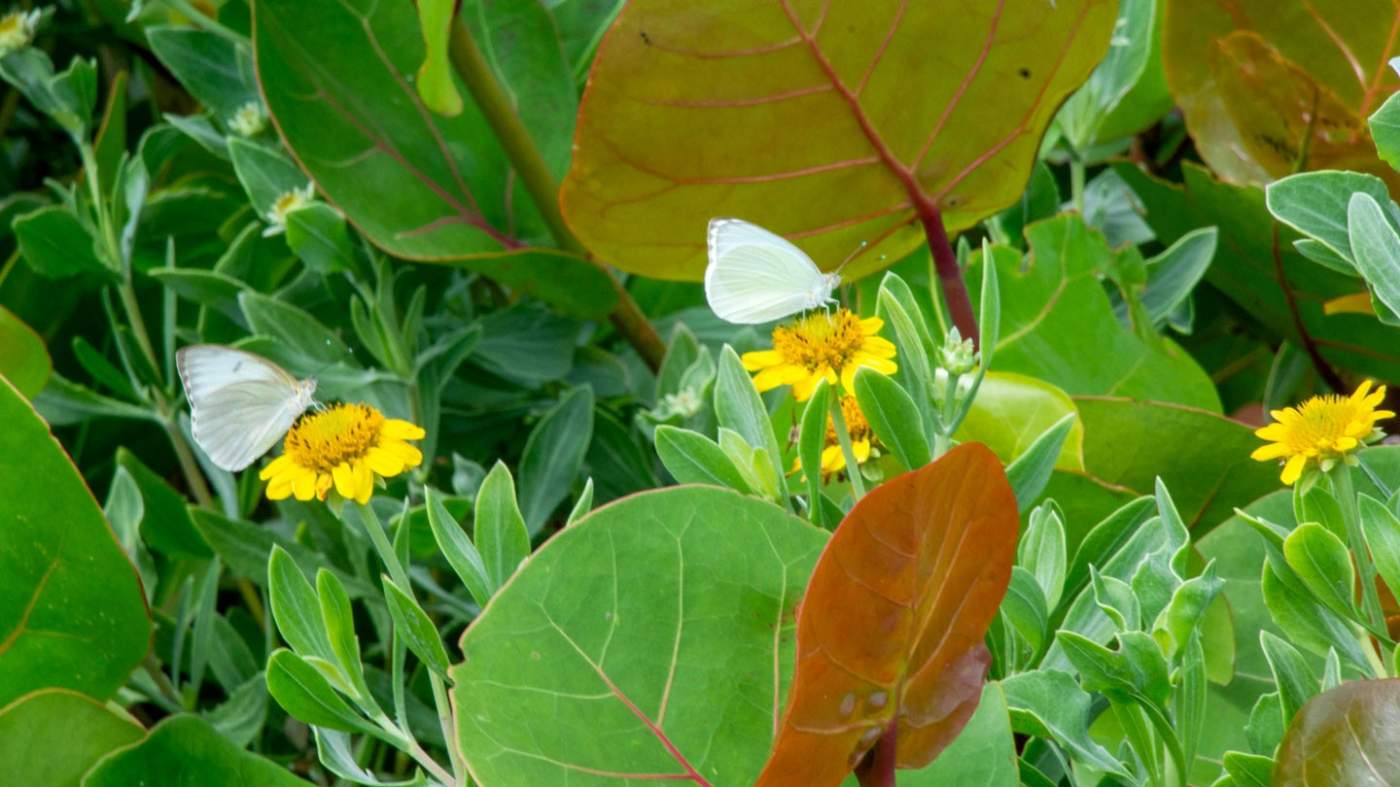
[[1057, 0, 1170, 149], [314, 727, 422, 787], [875, 274, 936, 431], [1281, 522, 1356, 622], [13, 205, 109, 278], [414, 0, 461, 116], [1091, 568, 1140, 631], [475, 460, 531, 593], [1223, 751, 1275, 787], [239, 290, 354, 367], [797, 380, 831, 526], [1018, 503, 1067, 610], [268, 546, 335, 663], [116, 448, 211, 559], [83, 713, 307, 786], [1002, 669, 1131, 777], [1001, 566, 1049, 655], [254, 0, 539, 257], [265, 649, 376, 736], [316, 570, 370, 702], [561, 0, 1116, 281], [1261, 561, 1369, 673], [228, 138, 309, 220], [146, 26, 258, 120], [451, 486, 826, 784], [1370, 90, 1400, 168], [0, 688, 143, 787], [0, 306, 49, 397], [0, 378, 150, 707], [285, 203, 355, 274], [715, 345, 785, 499], [204, 674, 269, 750], [957, 371, 1083, 472], [1259, 631, 1319, 730], [1266, 170, 1390, 265], [1142, 226, 1217, 325], [1348, 191, 1400, 322], [1120, 161, 1400, 382], [1275, 680, 1400, 786], [425, 487, 493, 605], [1005, 413, 1077, 510], [1360, 494, 1400, 603], [519, 385, 595, 532], [967, 215, 1219, 410], [852, 368, 930, 470], [382, 576, 452, 677], [654, 425, 752, 493]]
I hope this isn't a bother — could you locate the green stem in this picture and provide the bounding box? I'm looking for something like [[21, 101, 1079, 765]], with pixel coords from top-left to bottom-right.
[[352, 503, 412, 591], [1137, 695, 1189, 787], [446, 19, 665, 370], [430, 674, 464, 785], [1333, 462, 1386, 633], [1070, 156, 1086, 215], [829, 394, 866, 500]]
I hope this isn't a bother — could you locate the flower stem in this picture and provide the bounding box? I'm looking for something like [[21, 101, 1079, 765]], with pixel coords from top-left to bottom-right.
[[446, 18, 664, 370], [854, 723, 896, 787], [830, 394, 866, 500]]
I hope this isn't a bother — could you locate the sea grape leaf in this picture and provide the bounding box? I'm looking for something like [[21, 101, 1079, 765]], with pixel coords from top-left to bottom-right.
[[0, 377, 150, 708], [1274, 679, 1400, 786], [1117, 161, 1400, 382], [82, 714, 306, 786], [1039, 396, 1279, 542], [0, 305, 50, 397], [966, 215, 1220, 411], [451, 486, 828, 785], [0, 688, 144, 787], [1163, 0, 1400, 189], [757, 442, 1018, 784], [956, 371, 1084, 472], [252, 0, 616, 318], [562, 0, 1117, 281]]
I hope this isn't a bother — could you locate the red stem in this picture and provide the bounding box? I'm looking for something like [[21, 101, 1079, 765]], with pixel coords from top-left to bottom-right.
[[854, 722, 898, 787], [914, 192, 979, 347]]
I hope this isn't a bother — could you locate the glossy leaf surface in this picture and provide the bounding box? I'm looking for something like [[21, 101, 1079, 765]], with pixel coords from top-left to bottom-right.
[[563, 0, 1116, 280], [757, 442, 1018, 784]]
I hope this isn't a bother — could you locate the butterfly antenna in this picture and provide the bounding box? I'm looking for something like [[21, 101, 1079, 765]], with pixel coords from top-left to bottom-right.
[[833, 240, 868, 275]]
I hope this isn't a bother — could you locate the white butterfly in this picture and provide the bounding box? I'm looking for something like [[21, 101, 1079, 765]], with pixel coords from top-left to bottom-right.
[[705, 218, 842, 324], [176, 345, 318, 472]]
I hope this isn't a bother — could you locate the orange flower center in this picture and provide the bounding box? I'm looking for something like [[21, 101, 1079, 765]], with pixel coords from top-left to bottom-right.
[[772, 310, 865, 373], [285, 403, 384, 472]]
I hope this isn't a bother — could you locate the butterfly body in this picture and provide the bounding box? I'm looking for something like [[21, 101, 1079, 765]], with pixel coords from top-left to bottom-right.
[[177, 345, 317, 472], [705, 218, 840, 324]]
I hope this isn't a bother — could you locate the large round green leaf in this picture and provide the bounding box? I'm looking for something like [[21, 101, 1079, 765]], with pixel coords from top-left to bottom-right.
[[451, 485, 828, 785], [0, 688, 144, 787], [0, 305, 50, 398], [83, 714, 307, 786], [562, 0, 1117, 281], [0, 377, 150, 707]]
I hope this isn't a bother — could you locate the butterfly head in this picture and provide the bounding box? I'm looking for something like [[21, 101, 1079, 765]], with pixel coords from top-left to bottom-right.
[[296, 378, 319, 411]]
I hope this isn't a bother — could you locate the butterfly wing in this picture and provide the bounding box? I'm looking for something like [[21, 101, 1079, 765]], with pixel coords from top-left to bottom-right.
[[177, 345, 312, 472], [705, 218, 832, 324]]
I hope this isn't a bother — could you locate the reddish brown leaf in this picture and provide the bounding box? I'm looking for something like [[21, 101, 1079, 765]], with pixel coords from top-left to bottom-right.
[[756, 442, 1018, 786]]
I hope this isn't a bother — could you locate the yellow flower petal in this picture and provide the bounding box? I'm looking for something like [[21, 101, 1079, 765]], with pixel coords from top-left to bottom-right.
[[752, 364, 807, 392], [859, 317, 884, 335], [853, 438, 871, 463], [292, 469, 318, 501], [1251, 443, 1289, 461], [1281, 454, 1308, 485], [382, 419, 426, 440], [365, 446, 405, 477], [267, 475, 295, 500], [741, 350, 785, 371], [332, 462, 357, 500], [260, 453, 293, 481], [352, 460, 373, 504], [315, 473, 333, 500], [820, 444, 845, 473]]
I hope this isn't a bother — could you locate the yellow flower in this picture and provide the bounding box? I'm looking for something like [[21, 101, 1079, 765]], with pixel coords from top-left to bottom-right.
[[793, 395, 877, 480], [259, 403, 425, 504], [263, 183, 315, 237], [1252, 381, 1394, 485], [741, 309, 896, 401]]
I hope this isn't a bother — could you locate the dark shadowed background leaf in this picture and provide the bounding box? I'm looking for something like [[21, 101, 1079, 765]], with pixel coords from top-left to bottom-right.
[[757, 442, 1018, 784], [1163, 0, 1400, 189], [452, 486, 827, 785], [562, 0, 1116, 281], [0, 377, 150, 708]]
